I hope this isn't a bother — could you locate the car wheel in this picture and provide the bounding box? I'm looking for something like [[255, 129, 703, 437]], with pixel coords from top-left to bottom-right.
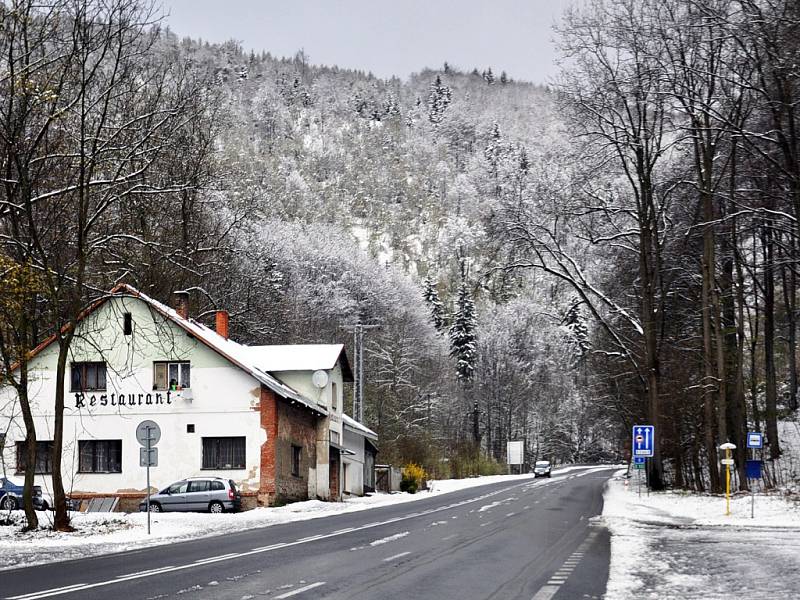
[[148, 502, 162, 512], [39, 502, 49, 511], [209, 501, 224, 514], [547, 473, 551, 478], [1, 495, 18, 510]]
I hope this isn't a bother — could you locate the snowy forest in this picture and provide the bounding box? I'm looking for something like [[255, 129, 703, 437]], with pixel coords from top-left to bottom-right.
[[1, 0, 799, 532]]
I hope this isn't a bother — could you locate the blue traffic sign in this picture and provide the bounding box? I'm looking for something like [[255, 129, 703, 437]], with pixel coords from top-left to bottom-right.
[[633, 425, 655, 457], [745, 460, 762, 479], [746, 432, 763, 449], [633, 456, 645, 464]]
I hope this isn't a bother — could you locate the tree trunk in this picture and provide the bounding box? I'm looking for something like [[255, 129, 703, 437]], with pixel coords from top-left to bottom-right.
[[51, 339, 73, 531], [762, 223, 781, 461]]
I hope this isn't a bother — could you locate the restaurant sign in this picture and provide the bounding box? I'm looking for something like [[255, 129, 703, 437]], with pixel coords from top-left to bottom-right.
[[74, 390, 176, 409]]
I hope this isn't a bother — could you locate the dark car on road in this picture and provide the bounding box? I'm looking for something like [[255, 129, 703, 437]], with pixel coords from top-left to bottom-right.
[[139, 477, 241, 513], [0, 477, 51, 510]]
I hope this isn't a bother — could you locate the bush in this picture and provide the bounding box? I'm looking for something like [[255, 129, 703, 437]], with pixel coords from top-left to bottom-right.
[[401, 463, 427, 494]]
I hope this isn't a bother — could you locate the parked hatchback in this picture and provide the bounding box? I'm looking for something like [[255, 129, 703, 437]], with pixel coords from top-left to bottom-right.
[[0, 477, 50, 510], [139, 477, 241, 513]]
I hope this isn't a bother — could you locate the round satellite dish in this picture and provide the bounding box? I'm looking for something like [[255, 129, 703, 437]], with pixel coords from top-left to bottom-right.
[[312, 370, 329, 388]]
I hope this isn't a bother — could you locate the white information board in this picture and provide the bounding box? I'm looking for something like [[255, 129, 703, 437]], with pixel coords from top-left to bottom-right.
[[507, 440, 524, 465]]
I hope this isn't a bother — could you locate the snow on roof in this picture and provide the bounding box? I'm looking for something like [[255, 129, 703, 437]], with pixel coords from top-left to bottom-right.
[[247, 344, 348, 374], [342, 413, 378, 441], [115, 285, 326, 416]]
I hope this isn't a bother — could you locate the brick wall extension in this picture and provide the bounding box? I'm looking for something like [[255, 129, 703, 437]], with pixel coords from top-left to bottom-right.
[[258, 385, 279, 506], [274, 399, 317, 504]]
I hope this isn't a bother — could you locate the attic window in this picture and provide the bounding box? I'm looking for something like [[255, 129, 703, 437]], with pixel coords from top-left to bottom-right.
[[123, 313, 132, 336]]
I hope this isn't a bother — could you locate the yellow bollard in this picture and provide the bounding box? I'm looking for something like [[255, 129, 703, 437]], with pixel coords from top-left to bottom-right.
[[719, 442, 737, 516]]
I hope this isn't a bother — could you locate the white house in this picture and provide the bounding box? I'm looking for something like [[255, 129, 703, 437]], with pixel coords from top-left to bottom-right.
[[342, 414, 379, 496], [0, 284, 357, 509]]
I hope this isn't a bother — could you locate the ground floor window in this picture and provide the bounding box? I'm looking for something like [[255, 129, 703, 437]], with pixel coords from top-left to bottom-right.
[[78, 440, 122, 473], [291, 445, 301, 477], [202, 437, 245, 470], [15, 441, 53, 474]]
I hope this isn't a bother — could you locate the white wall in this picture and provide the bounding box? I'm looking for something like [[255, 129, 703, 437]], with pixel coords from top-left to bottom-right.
[[342, 428, 365, 496], [0, 296, 266, 495]]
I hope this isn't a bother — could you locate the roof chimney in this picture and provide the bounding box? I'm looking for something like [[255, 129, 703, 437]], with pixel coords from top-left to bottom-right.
[[173, 290, 190, 320], [215, 310, 229, 339]]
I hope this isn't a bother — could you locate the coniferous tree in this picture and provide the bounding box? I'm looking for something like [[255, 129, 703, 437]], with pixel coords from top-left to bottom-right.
[[422, 276, 446, 332], [449, 273, 477, 382], [427, 75, 452, 124]]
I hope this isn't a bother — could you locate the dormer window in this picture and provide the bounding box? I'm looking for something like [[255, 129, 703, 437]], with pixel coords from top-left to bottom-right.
[[153, 361, 191, 390]]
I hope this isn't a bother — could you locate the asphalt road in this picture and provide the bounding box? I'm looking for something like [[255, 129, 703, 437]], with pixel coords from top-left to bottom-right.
[[3, 466, 615, 600]]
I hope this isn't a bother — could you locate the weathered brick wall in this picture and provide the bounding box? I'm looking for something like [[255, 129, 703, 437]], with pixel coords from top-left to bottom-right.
[[258, 386, 278, 506], [274, 400, 317, 504]]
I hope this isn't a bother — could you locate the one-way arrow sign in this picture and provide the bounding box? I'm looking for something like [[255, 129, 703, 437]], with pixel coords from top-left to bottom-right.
[[632, 425, 654, 457]]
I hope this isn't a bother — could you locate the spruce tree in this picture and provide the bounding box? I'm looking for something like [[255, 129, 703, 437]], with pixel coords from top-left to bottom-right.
[[449, 274, 477, 382], [427, 75, 452, 124], [423, 276, 446, 332]]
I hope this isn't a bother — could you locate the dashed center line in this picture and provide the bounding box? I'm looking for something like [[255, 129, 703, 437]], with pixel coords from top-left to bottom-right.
[[274, 582, 326, 598], [382, 552, 411, 562]]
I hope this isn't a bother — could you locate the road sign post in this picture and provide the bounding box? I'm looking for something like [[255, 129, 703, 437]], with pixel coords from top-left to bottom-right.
[[137, 420, 161, 535], [632, 425, 654, 495], [745, 432, 763, 519]]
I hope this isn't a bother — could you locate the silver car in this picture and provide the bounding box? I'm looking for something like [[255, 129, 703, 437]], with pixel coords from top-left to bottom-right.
[[533, 460, 552, 478], [139, 477, 241, 513]]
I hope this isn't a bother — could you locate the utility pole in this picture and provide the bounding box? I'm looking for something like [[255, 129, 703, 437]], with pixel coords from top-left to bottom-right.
[[341, 321, 379, 422]]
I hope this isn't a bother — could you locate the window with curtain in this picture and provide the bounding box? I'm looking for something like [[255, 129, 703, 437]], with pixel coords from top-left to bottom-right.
[[70, 362, 107, 392], [202, 437, 245, 469], [78, 440, 122, 473]]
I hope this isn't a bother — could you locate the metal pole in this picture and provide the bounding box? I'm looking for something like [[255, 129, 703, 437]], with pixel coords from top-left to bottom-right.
[[353, 326, 359, 420], [638, 464, 641, 498], [361, 323, 365, 422], [146, 426, 151, 535]]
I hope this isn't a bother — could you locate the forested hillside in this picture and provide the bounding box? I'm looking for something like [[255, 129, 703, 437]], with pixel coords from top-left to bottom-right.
[[2, 0, 799, 524]]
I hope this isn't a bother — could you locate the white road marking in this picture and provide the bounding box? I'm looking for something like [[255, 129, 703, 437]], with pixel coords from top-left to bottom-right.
[[115, 566, 175, 578], [296, 535, 324, 543], [531, 584, 561, 600], [382, 551, 411, 562], [8, 585, 88, 600], [331, 527, 355, 535], [193, 553, 239, 564], [506, 512, 516, 517], [369, 531, 409, 546], [251, 543, 287, 552], [441, 534, 457, 541], [274, 582, 326, 599]]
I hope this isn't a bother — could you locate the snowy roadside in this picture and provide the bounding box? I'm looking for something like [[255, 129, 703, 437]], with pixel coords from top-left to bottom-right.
[[0, 465, 594, 571], [602, 470, 800, 600]]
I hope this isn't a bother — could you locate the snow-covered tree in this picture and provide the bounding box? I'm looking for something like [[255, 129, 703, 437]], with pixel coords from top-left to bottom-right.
[[427, 75, 452, 124], [449, 272, 477, 382], [422, 276, 446, 332]]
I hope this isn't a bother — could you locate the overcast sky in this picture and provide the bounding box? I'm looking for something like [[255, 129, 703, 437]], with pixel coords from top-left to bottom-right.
[[161, 0, 575, 84]]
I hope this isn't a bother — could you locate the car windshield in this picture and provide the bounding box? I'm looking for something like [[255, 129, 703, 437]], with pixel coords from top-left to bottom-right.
[[167, 481, 189, 494], [535, 461, 550, 466]]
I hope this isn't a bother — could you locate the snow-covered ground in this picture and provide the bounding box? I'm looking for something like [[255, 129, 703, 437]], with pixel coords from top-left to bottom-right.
[[602, 469, 800, 600], [0, 466, 591, 571]]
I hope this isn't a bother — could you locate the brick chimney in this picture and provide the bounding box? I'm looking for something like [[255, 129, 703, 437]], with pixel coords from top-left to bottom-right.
[[215, 310, 229, 339], [173, 290, 190, 320]]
